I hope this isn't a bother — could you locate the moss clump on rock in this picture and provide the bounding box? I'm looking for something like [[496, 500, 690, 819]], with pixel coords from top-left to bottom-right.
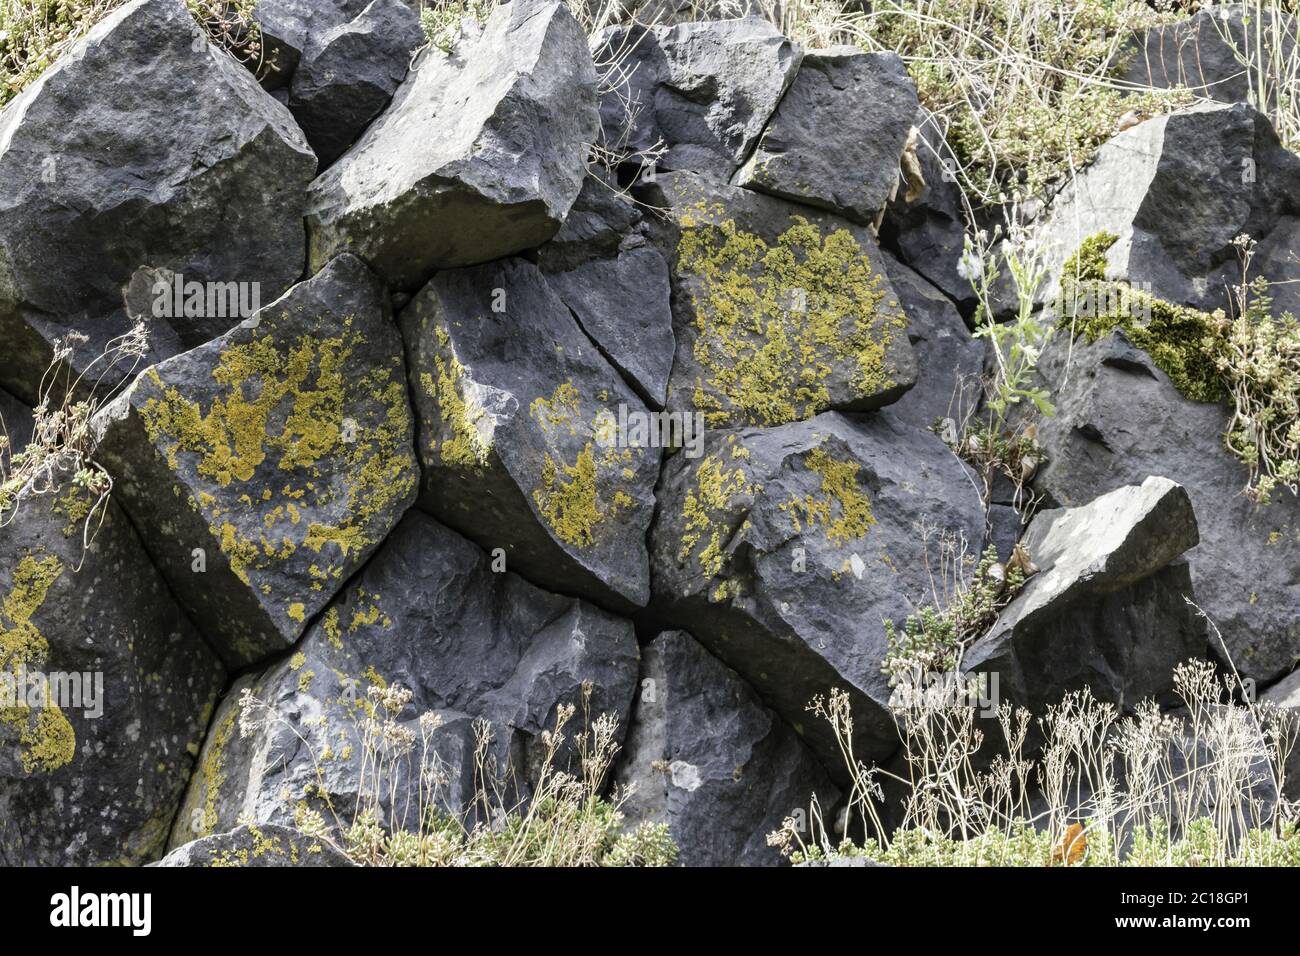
[[676, 213, 904, 428], [1063, 232, 1226, 403], [780, 446, 876, 545]]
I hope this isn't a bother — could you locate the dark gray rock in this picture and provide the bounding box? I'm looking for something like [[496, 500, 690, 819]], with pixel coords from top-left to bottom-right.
[[167, 510, 639, 849], [400, 257, 659, 612], [93, 254, 418, 668], [734, 49, 919, 226], [964, 477, 1207, 716], [0, 388, 33, 474], [289, 0, 424, 168], [538, 176, 676, 407], [1029, 330, 1300, 685], [1117, 5, 1295, 106], [616, 630, 838, 867], [0, 0, 316, 406], [253, 0, 373, 86], [880, 109, 973, 314], [152, 823, 353, 866], [1034, 101, 1300, 318], [881, 252, 982, 432], [306, 0, 599, 290], [644, 171, 917, 429], [649, 410, 985, 765], [0, 486, 224, 866], [594, 18, 801, 180]]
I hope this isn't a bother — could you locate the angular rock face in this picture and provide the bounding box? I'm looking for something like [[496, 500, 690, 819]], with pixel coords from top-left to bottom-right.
[[880, 109, 972, 314], [400, 257, 659, 612], [644, 171, 917, 429], [306, 0, 599, 289], [0, 488, 224, 866], [649, 411, 985, 764], [594, 18, 801, 180], [538, 176, 676, 407], [1034, 102, 1300, 317], [254, 0, 374, 85], [289, 0, 425, 167], [167, 511, 638, 849], [152, 824, 353, 866], [881, 252, 982, 432], [0, 0, 316, 406], [1028, 331, 1300, 685], [965, 477, 1206, 717], [616, 631, 838, 867], [93, 254, 418, 668], [735, 49, 919, 226]]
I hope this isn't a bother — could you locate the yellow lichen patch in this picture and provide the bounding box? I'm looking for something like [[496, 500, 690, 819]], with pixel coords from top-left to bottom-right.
[[780, 446, 876, 545], [676, 212, 905, 427], [138, 323, 414, 601], [526, 384, 636, 550], [423, 327, 492, 469], [0, 554, 76, 773], [680, 453, 758, 578], [199, 707, 237, 837]]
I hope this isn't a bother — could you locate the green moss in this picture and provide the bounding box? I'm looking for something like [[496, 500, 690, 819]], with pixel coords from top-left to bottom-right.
[[0, 553, 76, 773], [1064, 233, 1226, 403], [780, 447, 876, 545], [676, 209, 905, 427]]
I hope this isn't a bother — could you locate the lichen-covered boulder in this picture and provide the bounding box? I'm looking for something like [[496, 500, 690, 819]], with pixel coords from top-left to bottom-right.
[[306, 0, 599, 290], [880, 109, 972, 314], [1027, 329, 1300, 685], [594, 18, 801, 181], [167, 510, 638, 849], [288, 0, 424, 167], [1262, 670, 1300, 802], [735, 49, 919, 226], [400, 257, 660, 612], [0, 484, 224, 866], [537, 175, 676, 407], [616, 631, 838, 867], [152, 824, 353, 867], [0, 0, 316, 405], [93, 254, 418, 668], [649, 411, 985, 763], [965, 477, 1206, 718], [1034, 102, 1300, 318], [643, 171, 917, 430], [881, 252, 982, 433]]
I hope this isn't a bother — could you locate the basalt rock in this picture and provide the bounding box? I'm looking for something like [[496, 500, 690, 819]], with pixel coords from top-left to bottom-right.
[[616, 630, 838, 867], [400, 257, 659, 612], [735, 49, 919, 227], [593, 18, 801, 181], [167, 510, 638, 849], [649, 410, 985, 765], [288, 0, 424, 168], [643, 171, 917, 430], [964, 477, 1207, 717], [537, 176, 676, 407], [93, 254, 418, 668], [0, 0, 315, 406], [305, 0, 599, 290], [1028, 330, 1300, 685], [0, 486, 224, 866], [253, 0, 374, 86], [1033, 101, 1300, 318]]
